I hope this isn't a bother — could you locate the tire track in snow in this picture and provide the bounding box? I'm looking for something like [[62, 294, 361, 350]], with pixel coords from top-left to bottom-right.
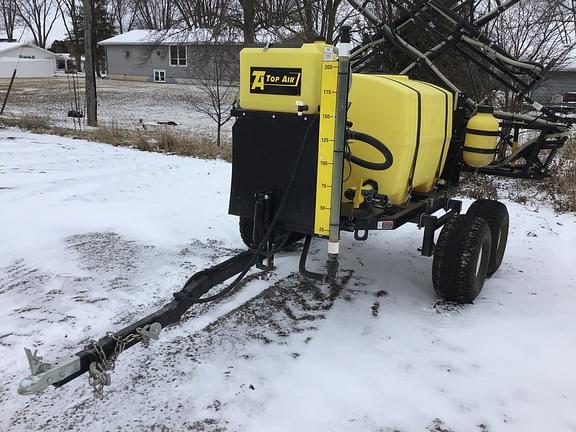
[[5, 232, 355, 431]]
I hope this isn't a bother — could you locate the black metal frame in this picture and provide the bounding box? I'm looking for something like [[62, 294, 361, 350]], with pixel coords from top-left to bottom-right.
[[51, 251, 256, 388], [348, 0, 571, 180], [339, 189, 462, 255]]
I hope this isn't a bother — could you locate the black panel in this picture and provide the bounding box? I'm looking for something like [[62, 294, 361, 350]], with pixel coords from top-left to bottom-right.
[[228, 110, 319, 235], [249, 67, 302, 95]]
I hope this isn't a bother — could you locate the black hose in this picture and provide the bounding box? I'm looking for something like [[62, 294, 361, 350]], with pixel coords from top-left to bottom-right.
[[299, 235, 324, 280], [347, 130, 393, 171], [188, 116, 320, 303]]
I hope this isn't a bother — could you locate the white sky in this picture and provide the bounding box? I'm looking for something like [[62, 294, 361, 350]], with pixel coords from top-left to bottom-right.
[[12, 16, 68, 47]]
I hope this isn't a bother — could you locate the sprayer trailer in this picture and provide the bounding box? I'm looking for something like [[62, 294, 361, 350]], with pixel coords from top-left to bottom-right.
[[18, 20, 569, 397], [229, 37, 507, 302]]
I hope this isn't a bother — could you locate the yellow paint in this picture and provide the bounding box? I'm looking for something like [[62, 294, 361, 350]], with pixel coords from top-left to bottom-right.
[[353, 178, 364, 209], [239, 42, 329, 114], [344, 74, 453, 205], [463, 110, 499, 168], [313, 58, 339, 236], [238, 43, 455, 225], [250, 70, 266, 91]]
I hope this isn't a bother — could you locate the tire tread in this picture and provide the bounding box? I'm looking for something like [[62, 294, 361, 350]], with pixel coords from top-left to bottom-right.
[[467, 199, 509, 276], [433, 214, 492, 303]]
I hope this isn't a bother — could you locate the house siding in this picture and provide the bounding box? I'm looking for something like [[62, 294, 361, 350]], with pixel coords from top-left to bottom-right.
[[105, 44, 240, 84], [531, 71, 576, 103], [0, 45, 56, 78]]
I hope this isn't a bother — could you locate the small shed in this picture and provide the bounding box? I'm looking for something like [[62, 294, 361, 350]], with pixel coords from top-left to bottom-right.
[[0, 42, 56, 78], [98, 29, 242, 84]]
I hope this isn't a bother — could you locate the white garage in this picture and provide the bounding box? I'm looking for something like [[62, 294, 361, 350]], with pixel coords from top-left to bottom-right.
[[0, 42, 56, 78]]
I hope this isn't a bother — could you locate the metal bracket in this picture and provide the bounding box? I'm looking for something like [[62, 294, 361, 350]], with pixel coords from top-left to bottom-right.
[[18, 349, 81, 395], [254, 191, 275, 271], [88, 361, 112, 397], [354, 228, 369, 241], [420, 214, 437, 257], [136, 322, 162, 347], [446, 198, 462, 214]]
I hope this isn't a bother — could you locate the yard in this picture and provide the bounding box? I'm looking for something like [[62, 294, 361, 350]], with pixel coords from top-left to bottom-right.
[[0, 74, 226, 138]]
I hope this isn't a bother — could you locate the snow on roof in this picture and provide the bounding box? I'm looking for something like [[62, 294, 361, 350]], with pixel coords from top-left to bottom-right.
[[98, 28, 282, 46], [98, 29, 245, 46], [0, 42, 56, 56], [0, 42, 28, 54]]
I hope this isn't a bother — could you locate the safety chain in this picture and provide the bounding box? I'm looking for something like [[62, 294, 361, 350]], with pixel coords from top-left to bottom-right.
[[87, 322, 162, 398]]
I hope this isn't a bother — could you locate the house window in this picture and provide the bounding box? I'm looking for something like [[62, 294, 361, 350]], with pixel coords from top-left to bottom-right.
[[154, 69, 166, 83], [169, 46, 186, 66]]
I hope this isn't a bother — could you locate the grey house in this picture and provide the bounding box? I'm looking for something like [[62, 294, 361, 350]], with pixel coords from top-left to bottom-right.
[[531, 67, 576, 104], [99, 29, 241, 84]]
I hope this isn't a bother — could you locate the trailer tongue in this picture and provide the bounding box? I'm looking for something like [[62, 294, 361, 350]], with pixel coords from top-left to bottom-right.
[[18, 251, 260, 396]]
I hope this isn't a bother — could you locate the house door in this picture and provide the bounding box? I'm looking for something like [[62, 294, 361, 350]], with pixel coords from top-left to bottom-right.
[[153, 69, 166, 83]]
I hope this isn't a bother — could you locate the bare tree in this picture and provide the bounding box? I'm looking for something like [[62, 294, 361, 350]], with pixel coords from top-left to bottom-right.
[[189, 45, 238, 146], [486, 0, 574, 108], [488, 0, 572, 63], [109, 0, 138, 33], [169, 0, 350, 45], [224, 0, 302, 43], [58, 0, 83, 70], [133, 0, 175, 29], [280, 0, 356, 43], [15, 0, 59, 48], [238, 0, 255, 43], [173, 0, 230, 31], [0, 0, 17, 40]]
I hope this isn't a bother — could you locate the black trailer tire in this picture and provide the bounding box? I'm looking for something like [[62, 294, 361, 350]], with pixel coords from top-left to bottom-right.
[[238, 217, 303, 250], [432, 214, 492, 303], [239, 216, 255, 248], [467, 199, 509, 276]]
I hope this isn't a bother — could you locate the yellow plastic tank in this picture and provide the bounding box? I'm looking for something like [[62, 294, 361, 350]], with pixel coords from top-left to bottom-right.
[[463, 106, 500, 168], [239, 42, 331, 114], [344, 74, 453, 205]]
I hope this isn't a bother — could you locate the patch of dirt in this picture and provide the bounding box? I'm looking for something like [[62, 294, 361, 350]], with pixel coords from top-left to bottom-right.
[[179, 239, 243, 262], [67, 232, 155, 274], [427, 418, 454, 432], [0, 260, 51, 296]]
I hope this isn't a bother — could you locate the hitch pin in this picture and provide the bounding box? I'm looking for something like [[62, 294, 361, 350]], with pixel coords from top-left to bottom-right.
[[18, 348, 80, 395]]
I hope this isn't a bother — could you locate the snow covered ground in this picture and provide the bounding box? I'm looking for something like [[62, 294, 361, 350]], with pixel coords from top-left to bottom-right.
[[1, 129, 575, 432]]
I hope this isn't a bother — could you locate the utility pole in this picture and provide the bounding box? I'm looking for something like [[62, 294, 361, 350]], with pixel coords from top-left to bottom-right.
[[84, 0, 97, 126], [0, 68, 17, 115]]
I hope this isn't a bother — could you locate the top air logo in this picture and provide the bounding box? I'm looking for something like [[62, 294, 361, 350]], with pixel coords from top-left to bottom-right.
[[250, 67, 302, 95]]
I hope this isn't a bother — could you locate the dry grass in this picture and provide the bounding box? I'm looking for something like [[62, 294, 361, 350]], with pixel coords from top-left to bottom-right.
[[3, 114, 574, 212], [458, 173, 499, 201], [458, 139, 576, 213], [0, 116, 231, 162], [537, 140, 576, 213], [152, 129, 232, 160], [0, 115, 51, 131]]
